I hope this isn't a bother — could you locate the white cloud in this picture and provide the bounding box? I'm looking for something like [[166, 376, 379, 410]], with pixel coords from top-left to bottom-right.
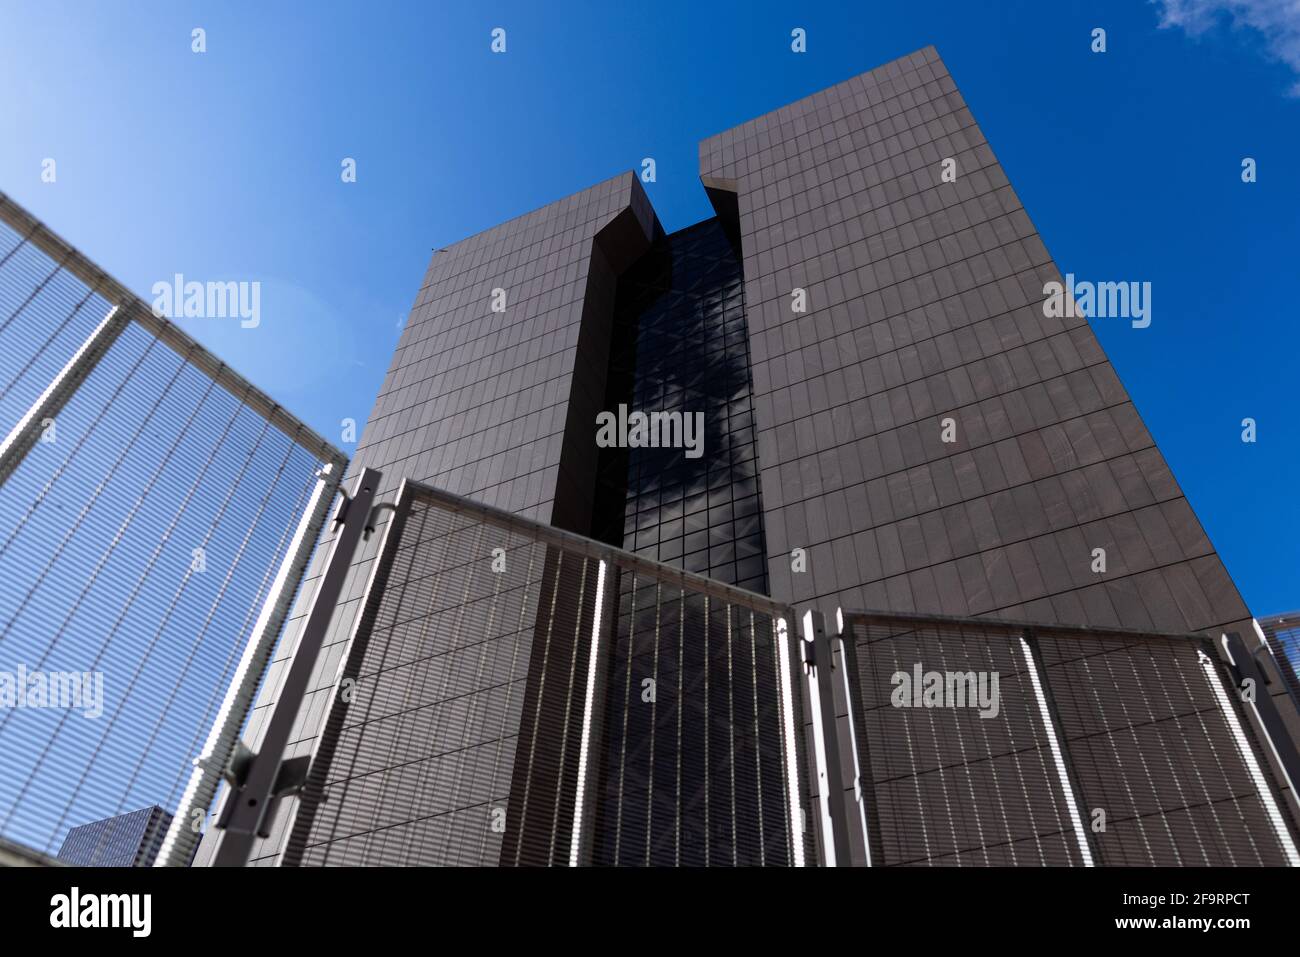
[[1154, 0, 1300, 94]]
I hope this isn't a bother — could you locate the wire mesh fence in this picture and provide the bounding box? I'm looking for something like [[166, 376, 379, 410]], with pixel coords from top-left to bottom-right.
[[1258, 612, 1300, 706], [0, 192, 346, 865], [0, 218, 113, 446], [280, 480, 814, 866], [839, 611, 1300, 866]]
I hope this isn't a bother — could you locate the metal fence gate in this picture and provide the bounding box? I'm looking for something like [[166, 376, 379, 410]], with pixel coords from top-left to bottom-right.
[[271, 480, 816, 867]]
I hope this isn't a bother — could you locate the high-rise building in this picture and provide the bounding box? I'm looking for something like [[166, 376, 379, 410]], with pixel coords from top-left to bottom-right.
[[57, 806, 173, 867], [213, 45, 1299, 867]]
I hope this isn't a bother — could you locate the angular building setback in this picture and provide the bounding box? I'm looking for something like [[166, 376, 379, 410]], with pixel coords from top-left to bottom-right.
[[200, 46, 1300, 867]]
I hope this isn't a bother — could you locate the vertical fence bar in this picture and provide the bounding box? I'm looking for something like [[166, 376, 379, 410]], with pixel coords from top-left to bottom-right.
[[1199, 641, 1300, 866], [830, 615, 873, 865], [154, 462, 344, 867], [774, 616, 806, 867], [568, 559, 610, 867], [208, 467, 380, 867], [278, 479, 413, 866], [803, 609, 849, 866], [1217, 631, 1300, 850], [1021, 628, 1102, 867], [1017, 634, 1095, 866], [0, 304, 126, 487]]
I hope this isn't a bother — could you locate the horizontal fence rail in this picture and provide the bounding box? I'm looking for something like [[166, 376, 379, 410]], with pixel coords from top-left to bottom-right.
[[0, 192, 346, 867], [279, 480, 815, 867], [836, 610, 1300, 867]]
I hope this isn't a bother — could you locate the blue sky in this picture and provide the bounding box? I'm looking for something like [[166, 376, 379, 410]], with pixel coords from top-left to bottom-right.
[[1, 0, 1296, 615]]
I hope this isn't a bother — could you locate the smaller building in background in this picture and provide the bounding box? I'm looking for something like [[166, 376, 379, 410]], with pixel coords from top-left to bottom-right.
[[57, 805, 173, 867]]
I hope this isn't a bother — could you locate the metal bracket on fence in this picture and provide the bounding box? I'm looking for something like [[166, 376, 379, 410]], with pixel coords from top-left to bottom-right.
[[1220, 631, 1300, 829], [213, 746, 310, 840], [364, 501, 397, 539], [1253, 646, 1276, 686], [206, 467, 380, 866], [802, 609, 851, 867]]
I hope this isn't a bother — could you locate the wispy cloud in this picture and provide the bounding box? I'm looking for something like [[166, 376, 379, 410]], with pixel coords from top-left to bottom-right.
[[1154, 0, 1300, 94]]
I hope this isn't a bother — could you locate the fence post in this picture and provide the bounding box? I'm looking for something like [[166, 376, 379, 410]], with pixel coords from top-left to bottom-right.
[[205, 467, 379, 866], [154, 461, 348, 867], [802, 609, 850, 866]]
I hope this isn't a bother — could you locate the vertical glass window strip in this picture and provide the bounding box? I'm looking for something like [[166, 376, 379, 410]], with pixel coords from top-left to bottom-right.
[[593, 218, 769, 596]]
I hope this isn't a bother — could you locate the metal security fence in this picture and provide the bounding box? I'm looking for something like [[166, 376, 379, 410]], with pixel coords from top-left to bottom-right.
[[277, 480, 814, 866], [0, 192, 346, 867], [588, 571, 799, 866], [1258, 612, 1300, 706], [834, 611, 1300, 867], [0, 214, 113, 449]]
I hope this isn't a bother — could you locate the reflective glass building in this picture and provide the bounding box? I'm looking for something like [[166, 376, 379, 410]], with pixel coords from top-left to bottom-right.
[[57, 805, 172, 867]]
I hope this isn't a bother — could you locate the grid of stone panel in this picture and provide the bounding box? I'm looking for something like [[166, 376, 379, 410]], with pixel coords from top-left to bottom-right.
[[361, 170, 657, 520], [699, 46, 1255, 642], [593, 218, 769, 593], [225, 173, 659, 865], [845, 614, 1298, 866]]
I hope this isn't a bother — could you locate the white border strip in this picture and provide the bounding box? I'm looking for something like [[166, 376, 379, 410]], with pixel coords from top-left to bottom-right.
[[776, 617, 806, 867], [802, 611, 836, 866], [1019, 637, 1094, 866], [835, 609, 871, 865], [568, 559, 607, 867], [1201, 644, 1300, 867]]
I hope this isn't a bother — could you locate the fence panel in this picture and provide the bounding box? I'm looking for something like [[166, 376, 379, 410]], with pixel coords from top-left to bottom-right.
[[0, 211, 113, 443], [281, 480, 814, 866], [841, 611, 1300, 866], [0, 193, 346, 866]]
